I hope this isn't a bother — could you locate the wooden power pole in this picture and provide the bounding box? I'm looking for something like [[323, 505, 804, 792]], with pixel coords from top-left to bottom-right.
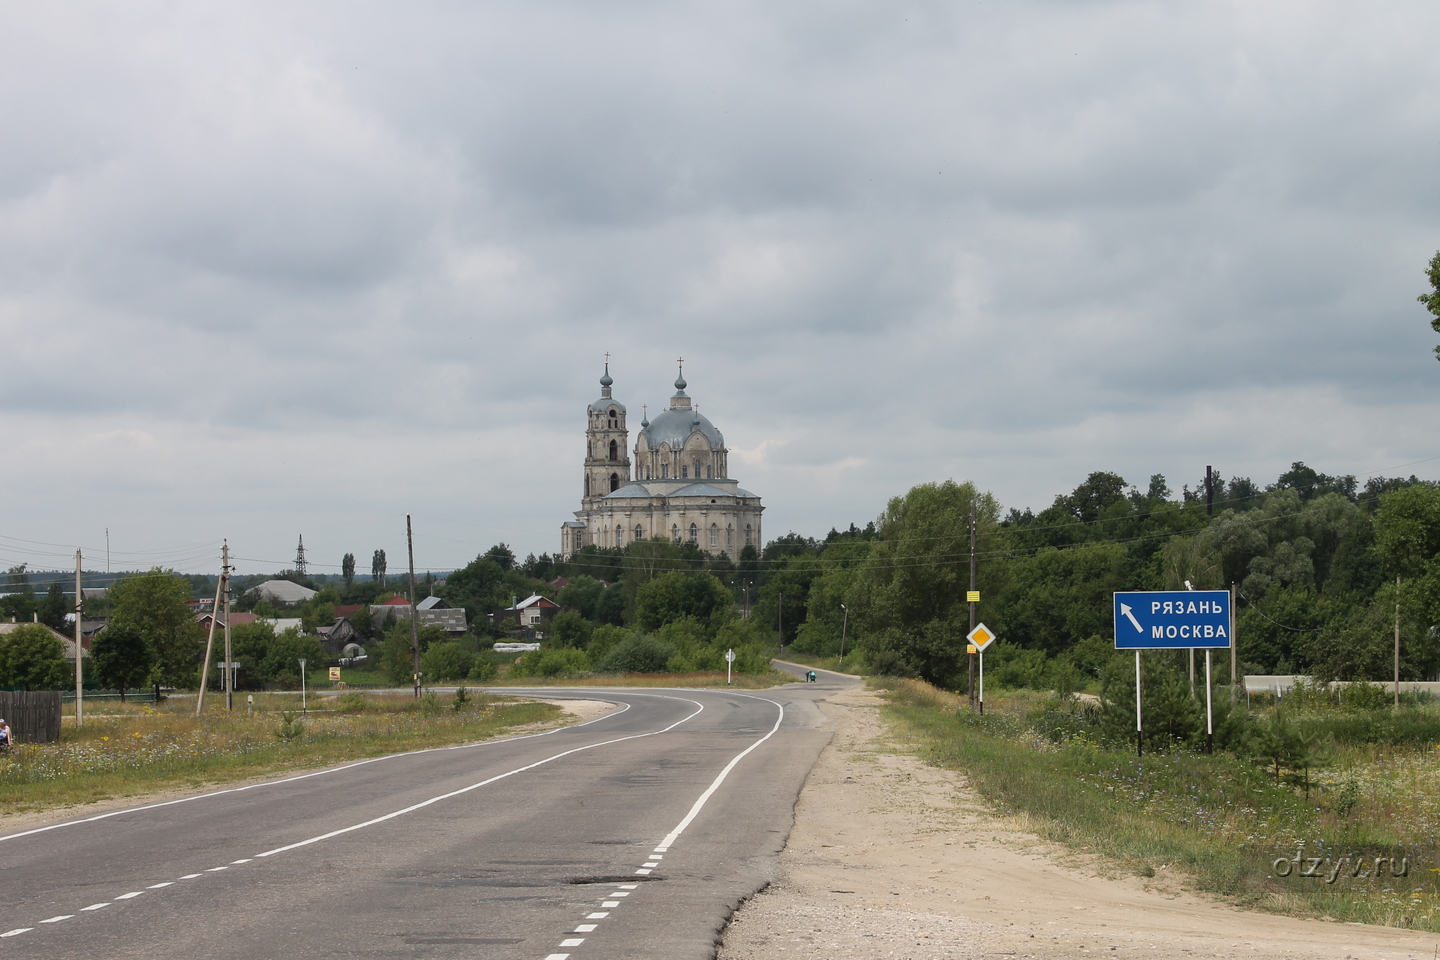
[[74, 550, 83, 728], [408, 515, 421, 699]]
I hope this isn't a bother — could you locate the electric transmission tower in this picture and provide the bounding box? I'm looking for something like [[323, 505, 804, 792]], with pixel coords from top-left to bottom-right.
[[295, 535, 308, 576]]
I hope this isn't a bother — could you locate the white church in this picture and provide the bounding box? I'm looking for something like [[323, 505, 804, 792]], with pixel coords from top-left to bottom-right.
[[561, 361, 763, 561]]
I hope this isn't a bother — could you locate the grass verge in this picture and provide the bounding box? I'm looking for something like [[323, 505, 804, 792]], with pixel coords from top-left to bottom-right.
[[879, 678, 1440, 931], [1, 691, 564, 817]]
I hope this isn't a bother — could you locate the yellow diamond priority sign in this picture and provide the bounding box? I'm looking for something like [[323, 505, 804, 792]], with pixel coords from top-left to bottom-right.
[[966, 623, 996, 652]]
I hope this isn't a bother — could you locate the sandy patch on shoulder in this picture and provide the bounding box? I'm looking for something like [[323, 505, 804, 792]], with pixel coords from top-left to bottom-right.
[[718, 685, 1438, 960]]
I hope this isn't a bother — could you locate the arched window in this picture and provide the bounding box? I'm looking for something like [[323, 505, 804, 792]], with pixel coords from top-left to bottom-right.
[[662, 463, 669, 479], [681, 464, 688, 479], [705, 464, 711, 478], [689, 523, 698, 542], [671, 524, 680, 543], [694, 459, 702, 479], [726, 525, 733, 547], [610, 473, 619, 492], [609, 439, 618, 461], [635, 524, 644, 542], [709, 523, 718, 547], [616, 525, 624, 547], [745, 524, 752, 545]]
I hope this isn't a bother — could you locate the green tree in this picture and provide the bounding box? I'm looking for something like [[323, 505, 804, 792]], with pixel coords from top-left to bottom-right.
[[342, 553, 356, 587], [633, 572, 734, 633], [484, 543, 516, 571], [89, 623, 155, 699], [0, 624, 69, 690], [229, 621, 277, 689], [442, 555, 508, 626], [107, 568, 203, 696], [262, 628, 326, 688], [1373, 483, 1440, 579], [372, 549, 387, 587], [1418, 249, 1440, 361], [38, 582, 70, 632], [551, 609, 592, 648]]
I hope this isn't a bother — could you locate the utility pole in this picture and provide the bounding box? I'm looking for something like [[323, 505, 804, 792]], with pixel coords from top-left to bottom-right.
[[839, 603, 848, 661], [74, 550, 83, 729], [1230, 581, 1238, 702], [223, 545, 233, 710], [968, 504, 977, 711], [407, 515, 421, 699], [295, 535, 307, 577], [1205, 465, 1214, 516], [1395, 575, 1402, 709], [777, 592, 784, 655], [196, 549, 226, 716]]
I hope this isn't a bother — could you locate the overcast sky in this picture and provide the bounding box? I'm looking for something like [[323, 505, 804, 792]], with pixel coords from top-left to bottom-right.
[[3, 1, 1439, 579]]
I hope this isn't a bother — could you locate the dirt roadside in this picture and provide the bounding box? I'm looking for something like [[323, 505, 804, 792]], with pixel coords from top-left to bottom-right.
[[717, 686, 1439, 960], [0, 697, 616, 834]]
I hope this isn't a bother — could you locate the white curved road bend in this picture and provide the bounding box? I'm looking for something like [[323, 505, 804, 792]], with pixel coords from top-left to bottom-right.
[[0, 674, 844, 959]]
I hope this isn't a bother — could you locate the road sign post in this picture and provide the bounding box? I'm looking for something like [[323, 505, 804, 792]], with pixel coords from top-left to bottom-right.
[[1114, 590, 1232, 756], [967, 624, 996, 715], [725, 648, 736, 685]]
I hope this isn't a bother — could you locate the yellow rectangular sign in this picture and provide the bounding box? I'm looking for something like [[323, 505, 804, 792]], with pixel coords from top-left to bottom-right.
[[328, 667, 341, 681], [966, 591, 981, 603]]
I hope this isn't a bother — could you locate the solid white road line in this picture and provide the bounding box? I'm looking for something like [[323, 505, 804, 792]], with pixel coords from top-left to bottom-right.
[[253, 697, 705, 860], [0, 697, 632, 846]]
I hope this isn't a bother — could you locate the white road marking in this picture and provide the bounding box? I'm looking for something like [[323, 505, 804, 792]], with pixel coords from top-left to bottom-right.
[[230, 858, 253, 864], [115, 892, 144, 900], [602, 901, 619, 907], [80, 903, 109, 911], [0, 697, 632, 846], [648, 854, 662, 859], [642, 861, 659, 868], [147, 882, 174, 889], [575, 924, 598, 932], [619, 883, 638, 889], [179, 873, 202, 879], [205, 866, 228, 872], [1, 928, 33, 937], [657, 695, 785, 850], [544, 954, 570, 960], [586, 912, 609, 919], [39, 916, 73, 923], [634, 868, 652, 875], [254, 698, 705, 860], [609, 891, 628, 897], [560, 938, 585, 946], [653, 846, 668, 852]]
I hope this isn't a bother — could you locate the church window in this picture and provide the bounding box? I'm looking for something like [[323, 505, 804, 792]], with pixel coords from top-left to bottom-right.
[[705, 464, 711, 478], [682, 464, 688, 478], [610, 473, 619, 492], [671, 524, 680, 543], [689, 523, 698, 542], [616, 525, 624, 547], [609, 439, 617, 461], [694, 460, 701, 479], [635, 524, 644, 542], [726, 525, 733, 547], [709, 524, 718, 547], [662, 463, 669, 479], [577, 532, 585, 548], [745, 524, 752, 546]]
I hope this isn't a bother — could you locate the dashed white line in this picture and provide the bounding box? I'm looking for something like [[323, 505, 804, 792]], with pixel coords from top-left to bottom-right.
[[115, 892, 144, 900], [574, 923, 598, 932], [39, 916, 73, 924], [544, 954, 570, 960], [205, 866, 228, 872], [602, 900, 619, 907], [560, 938, 585, 946], [146, 882, 174, 889], [0, 928, 33, 937], [80, 903, 110, 912], [586, 911, 609, 919], [634, 868, 652, 875], [618, 883, 637, 889], [230, 858, 253, 864], [179, 873, 202, 879]]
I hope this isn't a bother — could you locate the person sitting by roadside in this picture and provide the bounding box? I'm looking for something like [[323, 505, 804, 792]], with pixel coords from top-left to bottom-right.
[[0, 719, 10, 750]]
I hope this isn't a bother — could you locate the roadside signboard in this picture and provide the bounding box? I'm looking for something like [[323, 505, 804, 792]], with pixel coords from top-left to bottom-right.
[[966, 623, 996, 651], [329, 667, 341, 681], [1113, 590, 1231, 649]]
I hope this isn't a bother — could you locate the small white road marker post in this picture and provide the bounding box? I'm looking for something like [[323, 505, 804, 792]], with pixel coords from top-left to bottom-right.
[[725, 648, 735, 685]]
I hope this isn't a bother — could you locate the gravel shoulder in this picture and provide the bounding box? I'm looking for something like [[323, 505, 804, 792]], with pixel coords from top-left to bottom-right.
[[717, 686, 1438, 960]]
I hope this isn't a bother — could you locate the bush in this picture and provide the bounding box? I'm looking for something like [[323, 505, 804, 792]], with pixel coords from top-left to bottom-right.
[[587, 624, 630, 662], [0, 623, 70, 690], [421, 641, 476, 682], [596, 635, 675, 674], [510, 647, 592, 678], [468, 658, 498, 682]]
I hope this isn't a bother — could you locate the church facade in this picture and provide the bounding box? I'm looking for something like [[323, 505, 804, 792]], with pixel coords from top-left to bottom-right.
[[561, 363, 763, 561]]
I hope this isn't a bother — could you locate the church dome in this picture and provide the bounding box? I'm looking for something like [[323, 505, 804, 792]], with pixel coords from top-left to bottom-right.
[[640, 407, 723, 450]]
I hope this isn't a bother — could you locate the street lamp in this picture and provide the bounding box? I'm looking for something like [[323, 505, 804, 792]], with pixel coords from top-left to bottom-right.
[[299, 658, 307, 716], [839, 603, 848, 661]]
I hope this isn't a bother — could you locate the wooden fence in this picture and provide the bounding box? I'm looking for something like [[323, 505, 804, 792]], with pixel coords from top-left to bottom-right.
[[0, 691, 63, 743]]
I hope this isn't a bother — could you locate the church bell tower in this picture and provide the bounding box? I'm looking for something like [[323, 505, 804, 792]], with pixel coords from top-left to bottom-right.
[[584, 359, 630, 506]]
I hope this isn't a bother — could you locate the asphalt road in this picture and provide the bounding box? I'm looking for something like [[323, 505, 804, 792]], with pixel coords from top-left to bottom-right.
[[0, 666, 854, 959]]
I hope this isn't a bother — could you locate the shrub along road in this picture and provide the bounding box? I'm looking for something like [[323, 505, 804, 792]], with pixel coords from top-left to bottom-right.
[[0, 682, 839, 959]]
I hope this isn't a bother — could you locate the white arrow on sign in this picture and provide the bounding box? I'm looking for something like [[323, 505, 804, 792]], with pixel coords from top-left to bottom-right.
[[1120, 603, 1143, 633]]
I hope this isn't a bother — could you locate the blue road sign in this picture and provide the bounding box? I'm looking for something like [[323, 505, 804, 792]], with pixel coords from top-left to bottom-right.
[[1113, 590, 1231, 649]]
